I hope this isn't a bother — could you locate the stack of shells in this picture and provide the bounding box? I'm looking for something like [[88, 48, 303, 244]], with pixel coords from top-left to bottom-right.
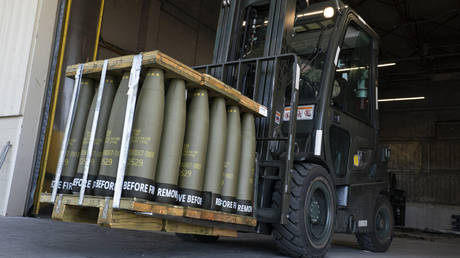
[[58, 68, 256, 216]]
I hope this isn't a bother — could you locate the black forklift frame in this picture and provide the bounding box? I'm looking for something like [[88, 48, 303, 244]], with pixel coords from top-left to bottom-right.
[[195, 0, 386, 230]]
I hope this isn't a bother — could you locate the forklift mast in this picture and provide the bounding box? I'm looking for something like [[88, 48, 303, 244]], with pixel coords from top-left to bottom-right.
[[200, 1, 302, 225]]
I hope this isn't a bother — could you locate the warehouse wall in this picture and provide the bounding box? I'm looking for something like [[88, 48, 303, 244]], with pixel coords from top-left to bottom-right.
[[43, 0, 220, 193], [379, 77, 460, 230], [0, 0, 59, 215], [97, 0, 218, 65]]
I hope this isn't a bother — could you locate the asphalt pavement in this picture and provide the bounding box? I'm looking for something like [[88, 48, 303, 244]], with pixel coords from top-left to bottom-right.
[[1, 216, 459, 257]]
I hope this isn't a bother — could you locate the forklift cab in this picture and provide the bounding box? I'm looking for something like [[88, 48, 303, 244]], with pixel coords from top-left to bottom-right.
[[195, 1, 392, 257], [285, 2, 384, 185]]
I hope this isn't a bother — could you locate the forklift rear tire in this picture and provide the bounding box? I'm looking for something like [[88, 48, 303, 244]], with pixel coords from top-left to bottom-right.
[[355, 195, 393, 252], [272, 163, 336, 258], [175, 233, 219, 243]]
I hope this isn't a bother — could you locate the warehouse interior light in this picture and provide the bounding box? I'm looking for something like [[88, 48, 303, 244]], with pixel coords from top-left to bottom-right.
[[336, 62, 397, 72], [336, 66, 365, 72], [297, 10, 324, 18], [377, 62, 397, 68], [378, 96, 425, 102]]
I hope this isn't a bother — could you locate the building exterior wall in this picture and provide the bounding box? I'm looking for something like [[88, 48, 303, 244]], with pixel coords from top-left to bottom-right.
[[0, 0, 58, 215]]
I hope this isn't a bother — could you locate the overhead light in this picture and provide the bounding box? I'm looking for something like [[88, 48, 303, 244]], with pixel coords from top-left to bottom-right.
[[323, 7, 335, 18], [336, 66, 366, 72], [377, 62, 396, 68], [296, 7, 335, 19], [378, 96, 425, 102], [336, 63, 397, 72], [242, 21, 247, 26], [297, 10, 323, 18]]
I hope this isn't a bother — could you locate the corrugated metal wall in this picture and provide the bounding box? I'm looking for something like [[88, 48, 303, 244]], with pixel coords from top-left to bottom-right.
[[394, 172, 460, 205], [380, 106, 460, 205]]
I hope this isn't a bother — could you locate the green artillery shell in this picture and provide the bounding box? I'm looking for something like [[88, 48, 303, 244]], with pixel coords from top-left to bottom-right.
[[73, 76, 117, 195], [122, 68, 165, 201], [154, 79, 186, 204], [178, 88, 209, 208], [202, 97, 227, 210], [236, 113, 256, 216], [94, 73, 130, 196], [59, 78, 95, 194], [220, 105, 241, 213]]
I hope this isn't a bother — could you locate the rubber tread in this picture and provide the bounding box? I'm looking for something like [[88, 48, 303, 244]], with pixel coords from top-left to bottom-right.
[[355, 196, 393, 252], [272, 163, 336, 258]]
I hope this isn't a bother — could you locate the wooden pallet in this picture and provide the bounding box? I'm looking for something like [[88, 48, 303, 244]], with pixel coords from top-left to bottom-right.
[[41, 193, 256, 237], [65, 50, 267, 117]]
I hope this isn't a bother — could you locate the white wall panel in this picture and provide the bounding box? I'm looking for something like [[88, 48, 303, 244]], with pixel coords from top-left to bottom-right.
[[0, 117, 22, 215], [0, 0, 58, 216], [0, 0, 39, 116]]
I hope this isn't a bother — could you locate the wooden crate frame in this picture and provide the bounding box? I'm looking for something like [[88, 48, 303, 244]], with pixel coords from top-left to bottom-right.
[[41, 193, 256, 237], [65, 50, 267, 116], [44, 50, 262, 237]]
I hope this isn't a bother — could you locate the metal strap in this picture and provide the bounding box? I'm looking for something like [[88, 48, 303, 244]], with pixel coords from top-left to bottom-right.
[[78, 60, 108, 205], [51, 64, 84, 202], [0, 141, 12, 170], [113, 54, 142, 208]]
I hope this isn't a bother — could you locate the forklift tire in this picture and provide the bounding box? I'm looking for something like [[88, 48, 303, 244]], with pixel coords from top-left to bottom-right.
[[175, 233, 219, 243], [356, 195, 393, 252], [272, 163, 336, 258]]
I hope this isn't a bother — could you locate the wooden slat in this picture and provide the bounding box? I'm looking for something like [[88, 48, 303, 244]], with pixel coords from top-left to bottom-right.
[[148, 51, 202, 85], [201, 74, 241, 102], [164, 220, 237, 237], [201, 74, 267, 117], [107, 210, 164, 231], [131, 202, 153, 213], [41, 193, 256, 227], [236, 215, 258, 227], [65, 51, 202, 85], [39, 193, 52, 203]]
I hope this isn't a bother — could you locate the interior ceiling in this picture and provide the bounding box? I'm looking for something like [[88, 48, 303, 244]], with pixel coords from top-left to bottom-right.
[[108, 0, 460, 84], [342, 0, 460, 83]]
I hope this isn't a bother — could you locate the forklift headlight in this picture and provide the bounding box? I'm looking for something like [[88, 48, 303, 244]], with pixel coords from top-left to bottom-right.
[[323, 7, 335, 18]]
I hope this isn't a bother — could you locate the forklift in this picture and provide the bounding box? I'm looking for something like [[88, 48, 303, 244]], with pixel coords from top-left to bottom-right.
[[189, 0, 394, 257]]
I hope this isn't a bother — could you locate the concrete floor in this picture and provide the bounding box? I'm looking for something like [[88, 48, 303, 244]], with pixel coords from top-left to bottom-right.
[[1, 217, 459, 258]]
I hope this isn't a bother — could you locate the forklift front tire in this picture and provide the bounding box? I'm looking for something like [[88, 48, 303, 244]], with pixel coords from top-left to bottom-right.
[[272, 163, 336, 258], [355, 195, 393, 252]]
